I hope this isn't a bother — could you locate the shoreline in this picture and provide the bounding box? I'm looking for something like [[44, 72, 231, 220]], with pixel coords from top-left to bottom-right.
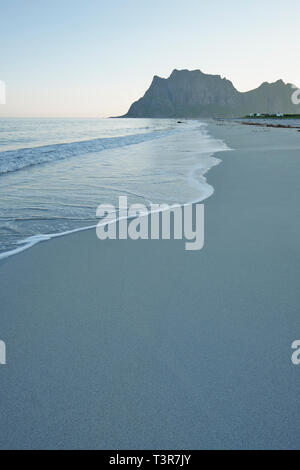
[[0, 121, 228, 262]]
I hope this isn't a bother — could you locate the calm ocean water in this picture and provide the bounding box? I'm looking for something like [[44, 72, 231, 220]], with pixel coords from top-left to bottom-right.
[[0, 118, 228, 258]]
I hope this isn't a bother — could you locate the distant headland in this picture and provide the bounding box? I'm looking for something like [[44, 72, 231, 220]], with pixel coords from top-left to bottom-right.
[[120, 69, 300, 118]]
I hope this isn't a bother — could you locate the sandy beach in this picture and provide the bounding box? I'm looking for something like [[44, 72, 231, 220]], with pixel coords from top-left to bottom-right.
[[0, 121, 300, 449]]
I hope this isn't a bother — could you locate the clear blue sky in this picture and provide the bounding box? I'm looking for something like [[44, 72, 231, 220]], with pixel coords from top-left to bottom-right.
[[0, 0, 299, 117]]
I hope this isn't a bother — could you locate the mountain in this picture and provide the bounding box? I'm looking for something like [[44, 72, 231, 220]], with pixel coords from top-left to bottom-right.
[[122, 69, 300, 118]]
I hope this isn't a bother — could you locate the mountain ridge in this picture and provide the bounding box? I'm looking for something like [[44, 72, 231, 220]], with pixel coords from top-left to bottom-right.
[[121, 69, 299, 118]]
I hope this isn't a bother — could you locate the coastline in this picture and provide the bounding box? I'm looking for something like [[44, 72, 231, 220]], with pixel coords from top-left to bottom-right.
[[1, 121, 300, 449], [0, 120, 227, 261]]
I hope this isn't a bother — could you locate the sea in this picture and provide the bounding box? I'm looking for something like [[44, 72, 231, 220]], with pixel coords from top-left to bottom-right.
[[0, 118, 228, 258]]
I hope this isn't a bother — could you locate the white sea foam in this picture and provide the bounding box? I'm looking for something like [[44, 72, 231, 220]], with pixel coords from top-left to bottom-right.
[[0, 119, 230, 260], [0, 130, 173, 175]]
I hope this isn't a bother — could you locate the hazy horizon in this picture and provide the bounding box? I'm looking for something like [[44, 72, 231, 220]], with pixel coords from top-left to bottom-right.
[[0, 0, 299, 118]]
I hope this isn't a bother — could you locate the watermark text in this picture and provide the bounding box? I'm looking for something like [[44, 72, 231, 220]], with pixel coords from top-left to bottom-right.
[[0, 80, 6, 105], [96, 196, 204, 251], [0, 340, 6, 365], [291, 84, 300, 105], [291, 340, 300, 365]]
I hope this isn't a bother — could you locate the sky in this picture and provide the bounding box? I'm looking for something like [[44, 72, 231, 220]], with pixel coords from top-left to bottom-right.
[[0, 0, 299, 117]]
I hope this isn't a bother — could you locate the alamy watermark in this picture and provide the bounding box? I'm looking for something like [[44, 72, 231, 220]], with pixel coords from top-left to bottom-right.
[[0, 80, 6, 105], [0, 340, 6, 365], [291, 84, 300, 105], [291, 340, 300, 365], [96, 196, 204, 251]]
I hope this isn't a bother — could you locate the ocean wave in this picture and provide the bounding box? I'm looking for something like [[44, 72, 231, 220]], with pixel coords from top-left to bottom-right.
[[0, 121, 231, 261], [0, 130, 173, 175]]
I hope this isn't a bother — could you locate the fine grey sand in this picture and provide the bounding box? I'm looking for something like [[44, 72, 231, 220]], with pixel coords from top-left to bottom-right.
[[0, 121, 300, 449]]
